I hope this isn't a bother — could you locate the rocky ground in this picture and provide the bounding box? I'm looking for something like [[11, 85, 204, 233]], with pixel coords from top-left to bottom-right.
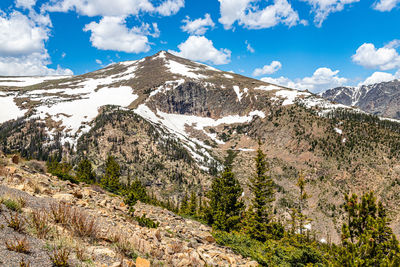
[[0, 154, 257, 267]]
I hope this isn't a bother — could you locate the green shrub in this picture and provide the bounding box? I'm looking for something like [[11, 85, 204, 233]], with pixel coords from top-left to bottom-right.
[[213, 231, 327, 266], [134, 214, 159, 229], [2, 199, 22, 212]]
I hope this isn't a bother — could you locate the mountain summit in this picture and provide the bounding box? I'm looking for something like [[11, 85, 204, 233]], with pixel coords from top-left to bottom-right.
[[2, 51, 400, 243]]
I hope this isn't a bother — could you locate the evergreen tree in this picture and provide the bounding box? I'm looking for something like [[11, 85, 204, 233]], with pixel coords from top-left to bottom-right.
[[337, 192, 400, 266], [180, 192, 189, 214], [75, 158, 96, 183], [188, 191, 197, 216], [207, 166, 244, 232], [101, 156, 121, 193], [243, 145, 275, 241], [296, 173, 310, 235]]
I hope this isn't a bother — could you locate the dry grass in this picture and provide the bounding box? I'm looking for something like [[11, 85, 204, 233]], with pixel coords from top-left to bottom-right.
[[50, 202, 70, 225], [30, 209, 51, 239], [74, 245, 90, 262], [110, 232, 138, 260], [68, 207, 99, 239], [50, 201, 99, 239], [19, 258, 31, 267], [48, 245, 70, 267], [4, 212, 25, 233], [5, 236, 30, 254], [0, 165, 8, 177]]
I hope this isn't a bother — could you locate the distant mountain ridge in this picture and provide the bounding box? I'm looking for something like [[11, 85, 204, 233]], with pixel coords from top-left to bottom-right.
[[320, 79, 400, 119]]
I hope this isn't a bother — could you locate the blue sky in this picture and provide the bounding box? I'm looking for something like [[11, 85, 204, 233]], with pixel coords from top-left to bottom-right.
[[0, 0, 400, 92]]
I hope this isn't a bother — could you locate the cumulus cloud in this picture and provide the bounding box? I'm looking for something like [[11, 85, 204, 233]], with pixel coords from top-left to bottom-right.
[[169, 35, 231, 65], [43, 0, 184, 17], [373, 0, 400, 11], [0, 11, 71, 76], [181, 13, 215, 35], [15, 0, 36, 9], [0, 11, 48, 56], [156, 0, 185, 16], [245, 40, 255, 53], [261, 67, 347, 92], [253, 61, 282, 76], [83, 16, 154, 53], [359, 71, 400, 86], [302, 0, 359, 27], [0, 52, 73, 76], [352, 41, 400, 70], [218, 0, 304, 30]]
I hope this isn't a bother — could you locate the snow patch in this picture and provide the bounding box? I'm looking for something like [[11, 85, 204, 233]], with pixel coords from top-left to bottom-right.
[[275, 90, 310, 106], [255, 85, 282, 91], [0, 76, 71, 87], [166, 60, 207, 79], [233, 86, 243, 102], [35, 86, 136, 142], [149, 79, 185, 97], [334, 127, 342, 134], [224, 74, 234, 79], [0, 95, 26, 123]]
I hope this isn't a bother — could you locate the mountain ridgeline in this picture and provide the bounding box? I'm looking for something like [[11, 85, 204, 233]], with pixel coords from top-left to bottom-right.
[[2, 51, 400, 245], [321, 79, 400, 119]]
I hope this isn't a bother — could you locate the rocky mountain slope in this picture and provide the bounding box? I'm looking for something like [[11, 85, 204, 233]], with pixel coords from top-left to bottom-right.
[[0, 153, 256, 266], [320, 79, 400, 119], [2, 51, 400, 243]]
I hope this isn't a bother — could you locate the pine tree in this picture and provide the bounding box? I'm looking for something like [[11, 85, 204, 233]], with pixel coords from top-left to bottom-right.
[[207, 166, 244, 232], [243, 145, 275, 241], [101, 156, 121, 193], [188, 191, 197, 216], [337, 192, 400, 265], [296, 173, 310, 235], [75, 158, 96, 184], [180, 192, 189, 214]]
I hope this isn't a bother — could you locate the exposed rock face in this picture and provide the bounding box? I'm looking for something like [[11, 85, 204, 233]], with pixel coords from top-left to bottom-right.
[[321, 80, 400, 119]]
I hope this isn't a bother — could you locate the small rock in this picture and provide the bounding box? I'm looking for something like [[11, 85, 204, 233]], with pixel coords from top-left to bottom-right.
[[53, 193, 74, 202], [136, 257, 150, 267], [92, 247, 116, 258]]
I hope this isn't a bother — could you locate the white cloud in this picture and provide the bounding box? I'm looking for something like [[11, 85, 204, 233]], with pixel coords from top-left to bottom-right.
[[352, 42, 400, 70], [43, 0, 154, 17], [302, 0, 359, 27], [0, 11, 48, 56], [43, 0, 184, 17], [359, 71, 400, 86], [156, 0, 185, 16], [181, 13, 215, 35], [261, 67, 347, 92], [0, 52, 73, 76], [245, 40, 255, 53], [15, 0, 36, 9], [218, 0, 303, 30], [253, 61, 282, 76], [0, 11, 71, 76], [95, 59, 102, 64], [373, 0, 400, 11], [83, 16, 152, 53], [169, 35, 231, 65]]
